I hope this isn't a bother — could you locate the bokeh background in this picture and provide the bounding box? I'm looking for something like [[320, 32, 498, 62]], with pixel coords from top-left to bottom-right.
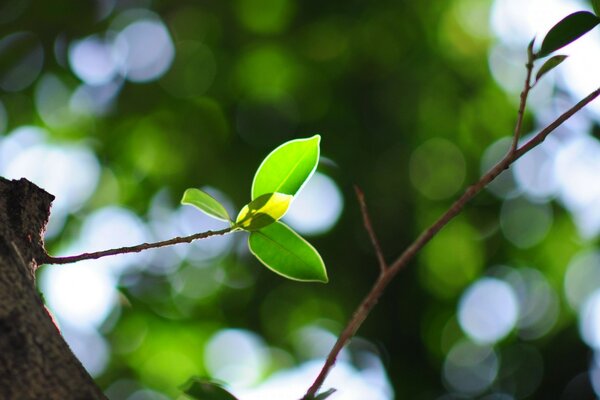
[[2, 0, 600, 398]]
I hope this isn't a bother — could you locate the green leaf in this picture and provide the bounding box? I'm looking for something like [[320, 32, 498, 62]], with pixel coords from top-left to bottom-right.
[[181, 377, 239, 400], [248, 221, 328, 282], [314, 389, 337, 400], [527, 37, 536, 60], [538, 11, 600, 57], [593, 0, 600, 17], [535, 54, 568, 82], [251, 135, 320, 200], [235, 192, 293, 231], [181, 188, 231, 222]]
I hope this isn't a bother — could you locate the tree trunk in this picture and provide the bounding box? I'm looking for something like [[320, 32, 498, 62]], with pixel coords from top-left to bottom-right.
[[0, 177, 106, 399]]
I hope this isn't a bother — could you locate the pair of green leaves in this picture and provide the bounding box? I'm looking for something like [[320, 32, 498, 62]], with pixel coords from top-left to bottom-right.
[[181, 135, 328, 283], [534, 8, 600, 83]]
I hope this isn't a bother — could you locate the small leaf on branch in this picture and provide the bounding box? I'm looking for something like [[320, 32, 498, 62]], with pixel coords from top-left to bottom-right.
[[251, 135, 320, 200], [181, 188, 231, 222], [314, 388, 337, 399], [235, 192, 293, 231], [538, 11, 600, 57], [181, 377, 239, 400], [535, 54, 568, 82], [248, 221, 328, 282], [527, 37, 536, 60]]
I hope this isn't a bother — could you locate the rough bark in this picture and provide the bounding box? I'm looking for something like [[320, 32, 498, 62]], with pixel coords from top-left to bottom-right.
[[0, 177, 105, 399]]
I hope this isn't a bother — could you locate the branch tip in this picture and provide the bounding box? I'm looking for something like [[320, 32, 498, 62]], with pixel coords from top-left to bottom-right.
[[353, 185, 387, 272]]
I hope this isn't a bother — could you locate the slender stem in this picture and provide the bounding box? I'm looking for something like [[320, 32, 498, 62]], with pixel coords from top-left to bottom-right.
[[510, 40, 535, 153], [39, 227, 233, 265], [354, 185, 387, 271], [303, 86, 600, 399], [514, 87, 600, 158]]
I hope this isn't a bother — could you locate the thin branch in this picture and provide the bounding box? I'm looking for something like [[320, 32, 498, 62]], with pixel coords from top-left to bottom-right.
[[514, 87, 600, 159], [302, 86, 600, 399], [39, 227, 233, 265], [354, 185, 387, 271], [510, 40, 535, 154]]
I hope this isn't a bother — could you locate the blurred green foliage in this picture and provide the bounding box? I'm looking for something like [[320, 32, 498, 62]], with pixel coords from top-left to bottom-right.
[[1, 0, 598, 398]]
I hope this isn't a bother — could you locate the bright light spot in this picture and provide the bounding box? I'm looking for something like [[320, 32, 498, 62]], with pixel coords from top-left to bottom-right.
[[558, 26, 600, 118], [70, 79, 123, 116], [580, 290, 600, 349], [554, 135, 600, 238], [3, 138, 100, 237], [71, 207, 150, 275], [113, 18, 175, 82], [458, 277, 518, 344], [555, 135, 600, 208], [35, 73, 80, 129], [488, 44, 528, 95], [69, 35, 118, 85], [41, 263, 117, 330], [204, 329, 269, 387], [443, 340, 499, 395], [565, 251, 600, 311], [237, 358, 393, 400], [0, 125, 45, 172], [283, 172, 343, 235], [513, 134, 559, 200], [61, 325, 110, 376], [410, 138, 466, 200], [293, 326, 346, 361], [145, 190, 187, 274], [500, 197, 553, 248], [490, 0, 576, 47], [481, 137, 520, 199], [490, 0, 600, 116], [504, 267, 559, 340]]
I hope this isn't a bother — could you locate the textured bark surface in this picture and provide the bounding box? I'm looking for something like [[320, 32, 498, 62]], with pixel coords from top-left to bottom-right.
[[0, 177, 106, 399]]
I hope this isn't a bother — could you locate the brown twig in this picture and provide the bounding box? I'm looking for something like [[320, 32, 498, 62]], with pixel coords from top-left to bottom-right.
[[302, 80, 600, 399], [39, 227, 233, 265], [510, 39, 536, 154], [354, 185, 387, 272]]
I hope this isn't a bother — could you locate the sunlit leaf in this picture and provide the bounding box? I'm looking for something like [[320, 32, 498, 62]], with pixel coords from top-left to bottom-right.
[[538, 11, 600, 57], [248, 221, 328, 282], [251, 135, 320, 200], [181, 377, 239, 400], [535, 54, 568, 83], [181, 188, 231, 222], [235, 192, 293, 231]]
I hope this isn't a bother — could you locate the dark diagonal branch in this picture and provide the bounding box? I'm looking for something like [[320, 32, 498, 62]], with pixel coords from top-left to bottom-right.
[[303, 82, 600, 399], [40, 227, 233, 265]]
